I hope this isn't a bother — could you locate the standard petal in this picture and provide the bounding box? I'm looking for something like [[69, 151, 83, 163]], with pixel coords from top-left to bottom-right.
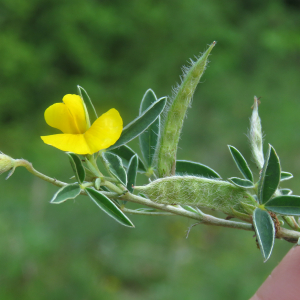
[[41, 134, 92, 154], [63, 94, 87, 134], [84, 108, 123, 153], [44, 103, 78, 134]]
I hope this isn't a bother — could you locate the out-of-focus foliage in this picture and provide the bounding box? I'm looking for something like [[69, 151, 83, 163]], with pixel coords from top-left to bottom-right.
[[1, 0, 300, 299]]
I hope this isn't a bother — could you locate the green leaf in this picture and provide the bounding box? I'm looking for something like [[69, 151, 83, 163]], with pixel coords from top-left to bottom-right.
[[85, 188, 134, 227], [253, 208, 275, 262], [102, 152, 127, 186], [108, 97, 167, 150], [135, 208, 157, 212], [228, 177, 255, 188], [95, 178, 101, 190], [127, 154, 138, 193], [228, 145, 253, 182], [139, 89, 160, 168], [77, 85, 98, 122], [51, 184, 81, 204], [67, 152, 86, 184], [181, 205, 199, 214], [258, 144, 281, 204], [108, 145, 146, 173], [280, 188, 292, 195], [280, 171, 293, 181], [265, 195, 300, 216], [175, 160, 221, 178]]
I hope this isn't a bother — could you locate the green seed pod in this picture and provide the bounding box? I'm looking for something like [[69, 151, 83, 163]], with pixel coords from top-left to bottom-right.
[[0, 153, 15, 178], [157, 42, 216, 177], [135, 176, 257, 216]]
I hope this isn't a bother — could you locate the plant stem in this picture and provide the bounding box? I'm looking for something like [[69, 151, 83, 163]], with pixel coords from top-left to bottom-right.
[[18, 158, 300, 243], [15, 159, 67, 188]]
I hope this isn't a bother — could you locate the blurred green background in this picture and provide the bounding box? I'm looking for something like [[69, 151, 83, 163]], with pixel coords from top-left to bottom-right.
[[1, 0, 300, 299]]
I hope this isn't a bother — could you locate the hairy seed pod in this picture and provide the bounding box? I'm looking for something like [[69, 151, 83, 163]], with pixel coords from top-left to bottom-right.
[[135, 176, 257, 216]]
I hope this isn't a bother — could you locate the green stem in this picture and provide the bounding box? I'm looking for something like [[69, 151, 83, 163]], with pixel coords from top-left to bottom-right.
[[17, 158, 300, 243], [16, 159, 67, 188]]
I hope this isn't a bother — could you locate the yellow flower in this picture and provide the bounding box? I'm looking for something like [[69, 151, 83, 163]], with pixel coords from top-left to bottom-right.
[[41, 94, 123, 155]]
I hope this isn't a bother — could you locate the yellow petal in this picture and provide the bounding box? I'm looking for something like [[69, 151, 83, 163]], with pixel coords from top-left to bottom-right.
[[84, 108, 123, 153], [63, 94, 87, 133], [44, 103, 78, 134], [41, 134, 91, 154]]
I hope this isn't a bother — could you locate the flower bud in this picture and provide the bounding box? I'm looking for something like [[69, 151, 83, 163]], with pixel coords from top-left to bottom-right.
[[249, 96, 264, 170], [135, 176, 257, 216], [0, 153, 15, 178]]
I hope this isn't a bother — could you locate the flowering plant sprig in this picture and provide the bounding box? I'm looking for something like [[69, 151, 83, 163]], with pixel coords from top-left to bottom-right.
[[2, 41, 300, 262]]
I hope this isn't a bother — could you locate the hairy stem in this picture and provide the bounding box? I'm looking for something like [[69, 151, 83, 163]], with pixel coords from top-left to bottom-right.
[[18, 159, 300, 242]]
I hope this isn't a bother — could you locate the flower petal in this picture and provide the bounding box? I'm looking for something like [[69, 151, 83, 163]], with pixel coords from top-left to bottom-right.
[[44, 103, 78, 134], [41, 134, 91, 154], [63, 94, 87, 133], [84, 108, 123, 153]]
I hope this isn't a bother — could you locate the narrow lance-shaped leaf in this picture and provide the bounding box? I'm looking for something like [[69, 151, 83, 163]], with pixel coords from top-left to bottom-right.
[[280, 171, 293, 182], [176, 160, 221, 179], [77, 85, 98, 122], [157, 42, 216, 177], [258, 144, 281, 204], [127, 154, 138, 193], [51, 184, 81, 204], [85, 187, 134, 227], [102, 152, 127, 186], [265, 195, 300, 216], [108, 144, 146, 173], [67, 152, 86, 184], [228, 145, 253, 182], [228, 177, 255, 189], [253, 208, 275, 262], [108, 97, 167, 150], [139, 89, 160, 168]]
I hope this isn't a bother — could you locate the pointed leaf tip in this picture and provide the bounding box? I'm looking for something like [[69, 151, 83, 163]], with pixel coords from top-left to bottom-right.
[[67, 152, 86, 184], [51, 183, 81, 204], [228, 145, 253, 182], [102, 152, 127, 186], [108, 97, 167, 150], [85, 187, 134, 227], [253, 208, 275, 262], [258, 144, 281, 204]]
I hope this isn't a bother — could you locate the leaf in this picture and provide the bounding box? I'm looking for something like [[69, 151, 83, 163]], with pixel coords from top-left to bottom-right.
[[228, 177, 255, 189], [108, 97, 167, 150], [127, 154, 138, 193], [51, 184, 81, 204], [67, 152, 86, 184], [95, 178, 101, 190], [85, 187, 134, 227], [175, 160, 221, 178], [181, 205, 199, 214], [265, 195, 300, 216], [258, 144, 281, 204], [102, 152, 127, 186], [240, 201, 257, 214], [108, 145, 146, 173], [139, 89, 160, 168], [280, 188, 292, 195], [280, 171, 293, 182], [77, 85, 98, 122], [228, 145, 253, 182], [253, 208, 275, 262], [135, 208, 157, 212]]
